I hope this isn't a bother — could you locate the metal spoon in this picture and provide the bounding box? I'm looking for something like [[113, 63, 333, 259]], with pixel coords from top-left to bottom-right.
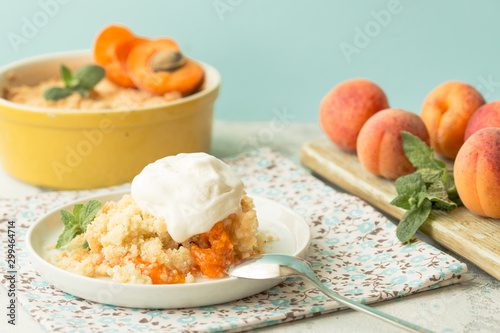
[[225, 254, 433, 333]]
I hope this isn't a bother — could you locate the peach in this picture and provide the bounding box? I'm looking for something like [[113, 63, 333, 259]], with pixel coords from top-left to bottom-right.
[[454, 127, 500, 218], [420, 81, 485, 159], [357, 108, 430, 180], [464, 101, 500, 141], [319, 79, 389, 153]]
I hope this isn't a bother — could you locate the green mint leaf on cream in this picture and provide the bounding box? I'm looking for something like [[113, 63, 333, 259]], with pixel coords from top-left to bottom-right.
[[391, 132, 463, 243], [44, 64, 105, 101], [56, 200, 102, 249]]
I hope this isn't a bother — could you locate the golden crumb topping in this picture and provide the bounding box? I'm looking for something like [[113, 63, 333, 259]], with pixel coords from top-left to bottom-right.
[[49, 194, 266, 284]]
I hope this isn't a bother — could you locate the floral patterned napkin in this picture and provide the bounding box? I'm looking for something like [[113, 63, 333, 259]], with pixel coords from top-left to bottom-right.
[[0, 148, 467, 332]]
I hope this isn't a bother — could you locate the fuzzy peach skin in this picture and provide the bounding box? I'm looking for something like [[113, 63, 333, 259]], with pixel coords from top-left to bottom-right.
[[357, 108, 430, 180], [421, 81, 485, 159], [465, 101, 500, 141], [454, 127, 500, 218], [319, 79, 389, 153]]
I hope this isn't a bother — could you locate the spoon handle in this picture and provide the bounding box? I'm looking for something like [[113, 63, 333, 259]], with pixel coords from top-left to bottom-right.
[[303, 275, 434, 333]]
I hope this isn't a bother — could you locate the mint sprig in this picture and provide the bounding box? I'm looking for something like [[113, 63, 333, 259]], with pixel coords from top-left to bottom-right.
[[390, 132, 462, 243], [402, 132, 446, 170], [44, 64, 105, 101], [56, 200, 103, 249]]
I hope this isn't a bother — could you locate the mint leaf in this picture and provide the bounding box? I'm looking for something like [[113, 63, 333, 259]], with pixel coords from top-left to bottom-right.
[[426, 180, 449, 200], [44, 87, 73, 101], [55, 200, 102, 249], [432, 200, 457, 211], [73, 65, 105, 90], [401, 132, 445, 170], [390, 173, 427, 210], [417, 168, 444, 184], [427, 181, 457, 211], [44, 64, 105, 101], [394, 173, 427, 197], [56, 224, 83, 249], [396, 199, 432, 243], [448, 189, 462, 206], [83, 240, 89, 249], [79, 200, 103, 229], [56, 209, 80, 249], [415, 191, 428, 207], [390, 195, 414, 211], [61, 65, 73, 86], [441, 171, 462, 205], [60, 209, 78, 227], [72, 204, 83, 220], [391, 132, 464, 243]]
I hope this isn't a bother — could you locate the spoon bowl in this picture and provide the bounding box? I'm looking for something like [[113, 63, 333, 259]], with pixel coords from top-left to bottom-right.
[[226, 254, 434, 333]]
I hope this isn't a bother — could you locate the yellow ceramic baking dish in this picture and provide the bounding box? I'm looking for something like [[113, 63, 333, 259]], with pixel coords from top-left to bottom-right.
[[0, 51, 220, 189]]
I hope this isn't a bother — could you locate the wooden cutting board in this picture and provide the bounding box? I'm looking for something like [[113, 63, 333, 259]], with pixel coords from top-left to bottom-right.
[[300, 138, 500, 280]]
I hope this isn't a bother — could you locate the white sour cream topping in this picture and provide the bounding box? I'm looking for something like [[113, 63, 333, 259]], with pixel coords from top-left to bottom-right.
[[131, 153, 244, 243]]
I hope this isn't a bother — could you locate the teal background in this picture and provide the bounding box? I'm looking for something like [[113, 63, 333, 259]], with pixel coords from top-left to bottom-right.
[[1, 0, 500, 122]]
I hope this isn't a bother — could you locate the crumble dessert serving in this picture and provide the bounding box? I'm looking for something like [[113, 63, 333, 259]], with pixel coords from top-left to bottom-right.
[[49, 153, 267, 284], [4, 77, 182, 110], [2, 24, 204, 110]]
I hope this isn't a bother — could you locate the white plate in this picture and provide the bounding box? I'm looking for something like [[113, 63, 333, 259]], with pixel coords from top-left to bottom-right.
[[26, 191, 311, 308]]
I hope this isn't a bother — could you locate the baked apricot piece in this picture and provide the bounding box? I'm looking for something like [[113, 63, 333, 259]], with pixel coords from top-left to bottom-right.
[[93, 24, 147, 88], [127, 39, 204, 96], [129, 258, 185, 284], [94, 25, 135, 64], [190, 222, 235, 278]]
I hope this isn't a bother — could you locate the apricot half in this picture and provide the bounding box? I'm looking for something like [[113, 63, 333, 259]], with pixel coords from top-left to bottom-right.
[[357, 108, 430, 180], [420, 81, 485, 159], [454, 127, 500, 218], [93, 24, 147, 88], [127, 39, 204, 96], [319, 79, 389, 153]]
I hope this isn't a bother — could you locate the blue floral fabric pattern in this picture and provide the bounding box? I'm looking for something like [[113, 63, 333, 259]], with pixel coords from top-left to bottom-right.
[[0, 148, 467, 332]]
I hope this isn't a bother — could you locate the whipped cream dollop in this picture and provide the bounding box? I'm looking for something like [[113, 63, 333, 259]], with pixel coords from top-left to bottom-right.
[[131, 153, 244, 243]]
